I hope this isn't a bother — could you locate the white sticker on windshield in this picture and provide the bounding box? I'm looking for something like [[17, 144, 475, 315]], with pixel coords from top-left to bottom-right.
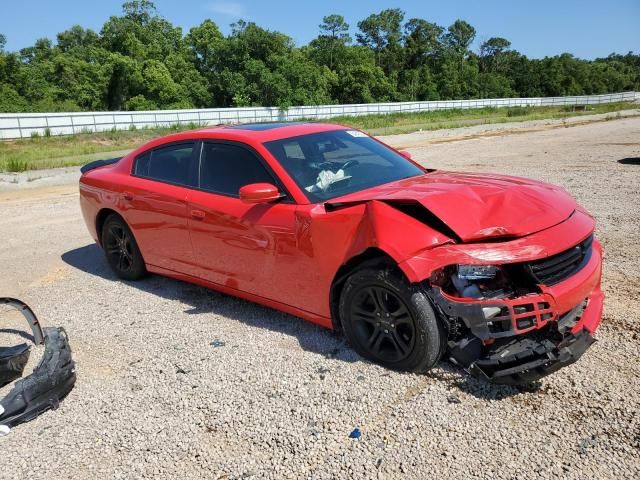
[[346, 130, 368, 138]]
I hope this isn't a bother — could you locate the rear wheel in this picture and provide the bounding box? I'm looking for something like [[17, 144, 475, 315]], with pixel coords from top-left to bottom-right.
[[339, 267, 446, 373], [101, 214, 146, 281]]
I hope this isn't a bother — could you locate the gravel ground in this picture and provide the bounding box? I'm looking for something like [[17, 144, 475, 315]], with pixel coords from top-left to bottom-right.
[[0, 116, 639, 479]]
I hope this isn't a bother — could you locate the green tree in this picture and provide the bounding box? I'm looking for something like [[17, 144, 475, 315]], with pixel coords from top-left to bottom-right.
[[320, 15, 351, 42], [479, 37, 511, 73], [104, 53, 140, 110], [0, 84, 28, 112], [57, 26, 99, 54], [20, 38, 54, 64], [122, 0, 157, 25], [100, 0, 182, 61], [211, 21, 306, 107], [356, 9, 404, 74], [403, 19, 443, 69], [333, 46, 396, 103], [0, 3, 638, 113], [444, 20, 476, 74], [186, 20, 224, 74], [310, 15, 351, 69], [165, 52, 210, 107], [398, 65, 439, 101], [51, 54, 110, 110]]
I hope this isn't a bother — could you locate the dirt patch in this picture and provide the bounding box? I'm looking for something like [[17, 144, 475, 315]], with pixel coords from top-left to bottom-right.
[[0, 185, 78, 204]]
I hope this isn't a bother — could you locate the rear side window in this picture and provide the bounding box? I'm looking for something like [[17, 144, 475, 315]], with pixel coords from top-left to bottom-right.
[[133, 143, 195, 186], [199, 143, 276, 196]]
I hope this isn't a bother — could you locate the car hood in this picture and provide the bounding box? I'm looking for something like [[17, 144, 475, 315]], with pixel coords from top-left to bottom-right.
[[326, 171, 577, 242]]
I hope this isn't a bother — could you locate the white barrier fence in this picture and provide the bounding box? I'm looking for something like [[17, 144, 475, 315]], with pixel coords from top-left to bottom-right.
[[0, 91, 638, 140]]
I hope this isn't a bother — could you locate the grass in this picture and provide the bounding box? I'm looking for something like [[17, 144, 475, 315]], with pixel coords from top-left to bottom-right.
[[0, 103, 636, 172], [331, 102, 636, 136], [0, 123, 202, 172]]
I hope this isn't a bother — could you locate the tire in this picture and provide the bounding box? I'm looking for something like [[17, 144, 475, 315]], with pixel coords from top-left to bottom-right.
[[338, 266, 446, 373], [100, 214, 147, 281]]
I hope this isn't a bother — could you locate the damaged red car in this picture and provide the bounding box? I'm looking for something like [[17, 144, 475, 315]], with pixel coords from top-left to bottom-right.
[[79, 122, 604, 384]]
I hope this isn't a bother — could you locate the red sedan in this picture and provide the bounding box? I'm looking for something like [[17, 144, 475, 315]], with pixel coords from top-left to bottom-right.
[[79, 122, 604, 384]]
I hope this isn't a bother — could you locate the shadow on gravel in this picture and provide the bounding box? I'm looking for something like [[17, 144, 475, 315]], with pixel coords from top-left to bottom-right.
[[618, 157, 640, 165], [61, 244, 356, 363], [426, 364, 541, 400], [62, 243, 535, 399], [0, 328, 37, 343]]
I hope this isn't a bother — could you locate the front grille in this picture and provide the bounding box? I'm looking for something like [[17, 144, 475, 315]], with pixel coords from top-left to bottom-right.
[[527, 235, 593, 285]]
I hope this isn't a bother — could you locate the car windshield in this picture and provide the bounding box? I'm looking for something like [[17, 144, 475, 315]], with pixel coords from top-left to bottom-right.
[[263, 129, 424, 202]]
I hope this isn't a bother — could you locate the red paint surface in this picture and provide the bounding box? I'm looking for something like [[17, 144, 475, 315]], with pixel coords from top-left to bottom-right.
[[79, 123, 604, 335], [330, 171, 577, 242]]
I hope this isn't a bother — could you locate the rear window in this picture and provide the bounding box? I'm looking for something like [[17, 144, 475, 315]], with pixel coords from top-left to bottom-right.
[[133, 143, 195, 186]]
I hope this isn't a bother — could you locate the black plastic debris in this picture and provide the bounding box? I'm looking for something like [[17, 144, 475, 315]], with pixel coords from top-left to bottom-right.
[[0, 344, 30, 388], [0, 298, 44, 344], [0, 298, 44, 389], [447, 394, 461, 404], [0, 298, 76, 431]]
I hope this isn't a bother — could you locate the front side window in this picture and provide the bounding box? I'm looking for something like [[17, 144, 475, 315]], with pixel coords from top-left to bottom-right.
[[199, 143, 276, 196], [133, 143, 195, 186], [263, 130, 424, 202]]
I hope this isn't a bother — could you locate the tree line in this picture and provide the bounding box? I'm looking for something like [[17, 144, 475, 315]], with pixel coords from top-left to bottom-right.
[[0, 0, 638, 113]]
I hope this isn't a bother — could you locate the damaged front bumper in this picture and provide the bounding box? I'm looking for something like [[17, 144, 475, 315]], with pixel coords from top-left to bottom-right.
[[0, 298, 76, 431], [424, 238, 605, 385], [469, 324, 595, 385]]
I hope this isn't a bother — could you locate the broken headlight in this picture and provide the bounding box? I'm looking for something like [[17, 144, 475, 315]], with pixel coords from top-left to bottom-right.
[[431, 264, 514, 300], [456, 265, 500, 280]]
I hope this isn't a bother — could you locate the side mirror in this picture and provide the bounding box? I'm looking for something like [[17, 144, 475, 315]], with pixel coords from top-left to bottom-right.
[[239, 183, 282, 203], [398, 150, 412, 160]]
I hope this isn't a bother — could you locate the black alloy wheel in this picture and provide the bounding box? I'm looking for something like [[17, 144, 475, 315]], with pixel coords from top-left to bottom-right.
[[339, 266, 446, 373], [101, 214, 146, 280], [104, 224, 134, 273], [348, 285, 416, 363]]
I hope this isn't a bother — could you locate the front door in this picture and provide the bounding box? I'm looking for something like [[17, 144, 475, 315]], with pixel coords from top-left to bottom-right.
[[187, 142, 308, 308]]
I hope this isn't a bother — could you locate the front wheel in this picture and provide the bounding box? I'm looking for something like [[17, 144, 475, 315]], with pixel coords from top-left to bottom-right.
[[339, 267, 446, 373], [101, 214, 147, 281]]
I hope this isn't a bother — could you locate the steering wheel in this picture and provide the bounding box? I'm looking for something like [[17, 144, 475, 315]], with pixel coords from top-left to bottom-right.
[[341, 160, 360, 171]]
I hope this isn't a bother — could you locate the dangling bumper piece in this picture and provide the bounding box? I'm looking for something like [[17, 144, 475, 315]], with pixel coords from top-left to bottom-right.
[[0, 298, 76, 430]]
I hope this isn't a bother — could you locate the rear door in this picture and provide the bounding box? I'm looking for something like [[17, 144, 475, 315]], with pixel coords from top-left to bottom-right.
[[123, 141, 199, 274], [187, 141, 309, 307]]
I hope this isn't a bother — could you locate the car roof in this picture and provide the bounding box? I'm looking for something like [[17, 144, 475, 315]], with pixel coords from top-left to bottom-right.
[[193, 122, 349, 142]]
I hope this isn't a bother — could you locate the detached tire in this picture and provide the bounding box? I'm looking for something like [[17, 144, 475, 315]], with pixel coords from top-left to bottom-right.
[[339, 267, 446, 373], [101, 214, 147, 281]]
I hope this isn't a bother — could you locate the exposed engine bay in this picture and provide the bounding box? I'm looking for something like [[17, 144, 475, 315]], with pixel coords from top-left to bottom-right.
[[422, 234, 600, 385]]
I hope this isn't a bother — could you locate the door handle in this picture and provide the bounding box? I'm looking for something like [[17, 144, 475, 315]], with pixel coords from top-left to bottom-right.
[[190, 209, 206, 220], [122, 191, 134, 201]]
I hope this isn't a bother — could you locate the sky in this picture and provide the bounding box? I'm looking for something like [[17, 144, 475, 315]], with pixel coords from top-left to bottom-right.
[[1, 0, 638, 59]]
